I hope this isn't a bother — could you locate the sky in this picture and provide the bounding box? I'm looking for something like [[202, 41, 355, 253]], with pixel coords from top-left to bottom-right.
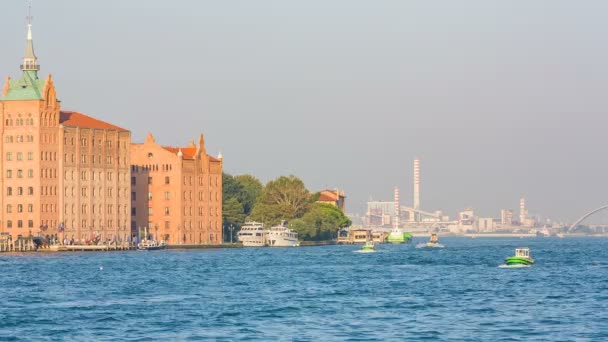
[[1, 0, 608, 223]]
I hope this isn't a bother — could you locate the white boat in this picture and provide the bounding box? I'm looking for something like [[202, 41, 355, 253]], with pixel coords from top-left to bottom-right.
[[266, 221, 299, 247], [137, 239, 166, 251], [237, 222, 267, 247]]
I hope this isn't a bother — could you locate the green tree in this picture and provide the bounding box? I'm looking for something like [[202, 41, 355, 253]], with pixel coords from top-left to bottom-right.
[[234, 175, 263, 215], [290, 203, 352, 241], [251, 176, 312, 226]]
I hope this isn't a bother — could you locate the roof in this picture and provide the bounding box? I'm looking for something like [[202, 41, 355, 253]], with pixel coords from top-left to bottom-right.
[[162, 147, 197, 160], [318, 190, 346, 202], [1, 71, 45, 101], [60, 111, 128, 131]]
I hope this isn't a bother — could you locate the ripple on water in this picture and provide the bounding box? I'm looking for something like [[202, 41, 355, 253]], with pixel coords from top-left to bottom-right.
[[0, 238, 607, 340]]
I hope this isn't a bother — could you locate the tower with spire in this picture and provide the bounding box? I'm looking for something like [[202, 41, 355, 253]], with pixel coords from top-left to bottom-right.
[[0, 4, 133, 243]]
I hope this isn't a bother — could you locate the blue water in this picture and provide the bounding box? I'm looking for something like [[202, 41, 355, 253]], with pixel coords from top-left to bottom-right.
[[1, 238, 607, 341]]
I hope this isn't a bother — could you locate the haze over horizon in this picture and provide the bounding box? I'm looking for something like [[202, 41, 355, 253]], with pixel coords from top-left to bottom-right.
[[1, 0, 607, 223]]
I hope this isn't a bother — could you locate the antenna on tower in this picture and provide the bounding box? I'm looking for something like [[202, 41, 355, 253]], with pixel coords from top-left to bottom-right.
[[26, 0, 33, 25]]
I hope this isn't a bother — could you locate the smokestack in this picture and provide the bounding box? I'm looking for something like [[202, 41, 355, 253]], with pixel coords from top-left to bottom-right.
[[394, 187, 400, 229], [413, 158, 420, 210], [519, 197, 526, 224]]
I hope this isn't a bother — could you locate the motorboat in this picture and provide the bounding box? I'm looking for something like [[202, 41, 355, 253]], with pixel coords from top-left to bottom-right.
[[500, 248, 534, 268], [360, 240, 376, 252], [237, 222, 267, 247], [416, 233, 445, 248], [137, 239, 166, 251]]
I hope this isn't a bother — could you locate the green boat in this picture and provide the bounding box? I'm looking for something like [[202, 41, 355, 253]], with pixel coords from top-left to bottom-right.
[[361, 241, 376, 252], [504, 248, 534, 267], [386, 228, 413, 243]]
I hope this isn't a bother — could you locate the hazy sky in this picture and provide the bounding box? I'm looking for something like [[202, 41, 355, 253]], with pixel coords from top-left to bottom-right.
[[2, 1, 607, 223]]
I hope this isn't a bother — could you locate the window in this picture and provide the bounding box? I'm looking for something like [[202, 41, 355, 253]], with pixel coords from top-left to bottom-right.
[[17, 187, 23, 196], [6, 205, 12, 213], [27, 187, 33, 196], [165, 192, 170, 200], [132, 192, 136, 201], [28, 204, 33, 213], [6, 152, 12, 161], [108, 188, 113, 197], [165, 176, 170, 185], [17, 204, 23, 213], [82, 155, 87, 163], [148, 153, 153, 158], [7, 220, 12, 228], [148, 207, 153, 215], [28, 169, 33, 178], [6, 170, 12, 178], [165, 221, 170, 229], [27, 152, 33, 160], [165, 207, 170, 215], [107, 172, 113, 181], [17, 170, 23, 178], [28, 220, 33, 228], [16, 152, 22, 161], [6, 187, 12, 196], [131, 177, 136, 185], [17, 220, 23, 228], [148, 192, 152, 200], [148, 177, 152, 185], [131, 207, 136, 216]]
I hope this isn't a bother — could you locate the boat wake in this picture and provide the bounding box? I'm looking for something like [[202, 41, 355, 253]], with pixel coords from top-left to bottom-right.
[[415, 243, 445, 249], [498, 264, 531, 269], [353, 249, 378, 253]]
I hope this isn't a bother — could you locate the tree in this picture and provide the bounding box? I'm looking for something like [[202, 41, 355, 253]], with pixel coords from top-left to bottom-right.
[[250, 176, 312, 226], [290, 203, 352, 241], [234, 175, 263, 216], [223, 198, 246, 228]]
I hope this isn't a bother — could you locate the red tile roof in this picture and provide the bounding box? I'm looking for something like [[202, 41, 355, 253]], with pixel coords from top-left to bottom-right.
[[60, 111, 128, 131], [318, 192, 339, 202], [162, 147, 197, 160]]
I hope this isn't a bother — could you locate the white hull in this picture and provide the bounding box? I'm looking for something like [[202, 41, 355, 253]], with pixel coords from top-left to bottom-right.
[[240, 237, 267, 247], [266, 236, 298, 247]]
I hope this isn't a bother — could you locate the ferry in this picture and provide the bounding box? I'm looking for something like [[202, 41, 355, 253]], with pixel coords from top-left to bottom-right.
[[266, 221, 299, 247], [386, 228, 413, 244], [416, 233, 445, 248], [501, 248, 534, 268], [237, 222, 267, 247], [137, 239, 166, 251]]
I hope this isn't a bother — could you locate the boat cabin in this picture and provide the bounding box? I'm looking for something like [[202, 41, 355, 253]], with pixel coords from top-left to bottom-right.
[[515, 248, 531, 258], [429, 233, 439, 243]]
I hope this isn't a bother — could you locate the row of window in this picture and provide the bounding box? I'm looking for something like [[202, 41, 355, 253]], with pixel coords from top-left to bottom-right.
[[6, 204, 34, 213], [4, 135, 35, 143], [132, 164, 174, 173], [6, 169, 34, 178], [76, 204, 129, 215], [66, 187, 126, 198], [64, 171, 129, 182], [5, 152, 34, 161], [6, 187, 34, 196], [4, 220, 34, 228], [4, 118, 35, 126], [133, 175, 220, 187], [142, 206, 220, 217], [66, 137, 126, 149]]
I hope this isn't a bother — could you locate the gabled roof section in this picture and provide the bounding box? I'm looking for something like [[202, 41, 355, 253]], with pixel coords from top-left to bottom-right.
[[60, 111, 128, 131]]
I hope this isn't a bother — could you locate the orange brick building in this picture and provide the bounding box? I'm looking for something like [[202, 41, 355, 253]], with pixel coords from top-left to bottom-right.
[[130, 134, 223, 245], [0, 21, 132, 241]]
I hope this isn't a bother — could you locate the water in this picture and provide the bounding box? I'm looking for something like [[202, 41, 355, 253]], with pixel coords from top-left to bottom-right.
[[1, 238, 607, 341]]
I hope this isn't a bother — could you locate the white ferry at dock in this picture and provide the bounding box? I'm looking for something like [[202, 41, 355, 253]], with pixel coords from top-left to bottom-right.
[[237, 222, 267, 247]]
